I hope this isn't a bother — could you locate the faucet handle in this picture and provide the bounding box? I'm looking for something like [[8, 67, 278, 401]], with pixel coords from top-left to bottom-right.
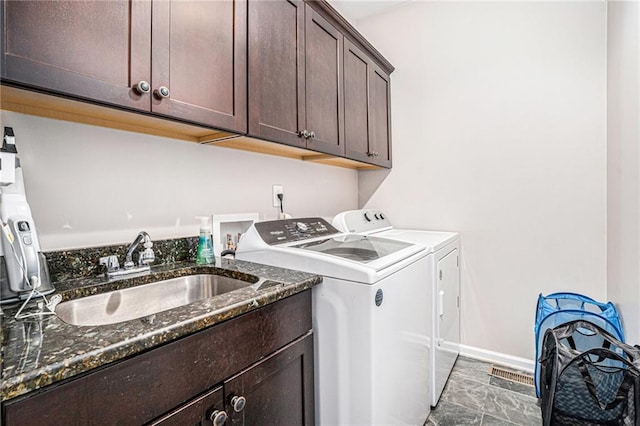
[[139, 235, 154, 265], [99, 255, 120, 272], [139, 247, 155, 265]]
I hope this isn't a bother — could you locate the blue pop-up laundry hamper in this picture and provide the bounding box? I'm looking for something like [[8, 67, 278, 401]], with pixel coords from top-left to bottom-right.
[[534, 292, 625, 397]]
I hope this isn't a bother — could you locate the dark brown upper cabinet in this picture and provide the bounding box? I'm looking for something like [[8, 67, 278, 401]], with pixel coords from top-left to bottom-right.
[[2, 0, 393, 168], [1, 0, 151, 111], [248, 0, 306, 148], [344, 39, 392, 168], [303, 5, 344, 156], [248, 0, 345, 157], [151, 0, 246, 132], [1, 0, 247, 133]]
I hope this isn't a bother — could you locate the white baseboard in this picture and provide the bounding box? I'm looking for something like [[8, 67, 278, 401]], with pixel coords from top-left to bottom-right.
[[459, 344, 535, 373]]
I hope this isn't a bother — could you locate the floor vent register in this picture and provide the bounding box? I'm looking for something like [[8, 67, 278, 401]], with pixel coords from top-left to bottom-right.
[[489, 365, 535, 387]]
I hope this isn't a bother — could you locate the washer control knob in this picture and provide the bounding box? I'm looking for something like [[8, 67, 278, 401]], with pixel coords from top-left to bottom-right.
[[295, 222, 309, 232], [380, 213, 385, 220], [364, 212, 372, 222], [374, 213, 380, 220]]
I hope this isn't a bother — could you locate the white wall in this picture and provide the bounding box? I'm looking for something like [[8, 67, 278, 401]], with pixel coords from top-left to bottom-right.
[[0, 111, 358, 250], [353, 2, 607, 360], [607, 2, 640, 345]]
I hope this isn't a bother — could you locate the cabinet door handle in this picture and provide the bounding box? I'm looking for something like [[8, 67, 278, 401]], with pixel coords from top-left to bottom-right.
[[367, 151, 379, 158], [154, 86, 170, 99], [309, 131, 316, 139], [209, 410, 228, 425], [230, 395, 247, 412], [298, 130, 310, 139], [134, 81, 151, 94]]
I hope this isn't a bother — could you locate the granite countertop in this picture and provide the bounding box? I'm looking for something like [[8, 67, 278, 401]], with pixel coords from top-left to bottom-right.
[[0, 258, 322, 402]]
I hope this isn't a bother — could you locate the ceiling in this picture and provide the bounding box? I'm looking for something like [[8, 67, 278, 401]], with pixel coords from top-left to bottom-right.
[[328, 0, 412, 24]]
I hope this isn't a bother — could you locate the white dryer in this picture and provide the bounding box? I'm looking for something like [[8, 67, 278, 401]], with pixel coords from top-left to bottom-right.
[[333, 209, 460, 407], [236, 217, 432, 425]]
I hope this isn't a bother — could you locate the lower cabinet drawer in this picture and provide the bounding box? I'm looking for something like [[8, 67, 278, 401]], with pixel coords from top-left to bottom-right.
[[148, 386, 225, 426]]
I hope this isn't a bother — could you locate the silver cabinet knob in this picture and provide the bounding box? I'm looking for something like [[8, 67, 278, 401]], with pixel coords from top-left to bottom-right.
[[230, 395, 246, 412], [135, 81, 151, 94], [299, 129, 310, 139], [309, 131, 316, 139], [154, 86, 170, 99], [209, 410, 228, 426]]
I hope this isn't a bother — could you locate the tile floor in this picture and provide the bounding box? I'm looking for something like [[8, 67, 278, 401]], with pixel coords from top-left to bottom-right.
[[426, 356, 542, 425]]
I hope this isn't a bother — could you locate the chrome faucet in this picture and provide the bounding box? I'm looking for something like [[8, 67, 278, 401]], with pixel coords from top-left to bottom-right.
[[124, 231, 154, 269], [100, 231, 154, 279]]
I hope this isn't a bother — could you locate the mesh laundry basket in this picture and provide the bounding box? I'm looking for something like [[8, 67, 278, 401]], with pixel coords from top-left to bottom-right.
[[535, 292, 625, 397], [539, 320, 640, 426]]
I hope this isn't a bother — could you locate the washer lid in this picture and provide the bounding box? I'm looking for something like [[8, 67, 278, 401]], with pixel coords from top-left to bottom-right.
[[291, 234, 414, 264]]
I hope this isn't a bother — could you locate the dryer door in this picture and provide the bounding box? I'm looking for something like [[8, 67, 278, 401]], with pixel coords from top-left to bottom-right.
[[433, 247, 460, 406], [437, 248, 460, 349]]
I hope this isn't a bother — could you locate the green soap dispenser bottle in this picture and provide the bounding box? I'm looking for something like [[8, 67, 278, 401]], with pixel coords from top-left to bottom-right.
[[196, 216, 215, 265]]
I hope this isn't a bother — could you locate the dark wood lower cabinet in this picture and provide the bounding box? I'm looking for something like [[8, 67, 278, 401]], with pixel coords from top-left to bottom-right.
[[2, 291, 313, 426], [225, 333, 314, 425]]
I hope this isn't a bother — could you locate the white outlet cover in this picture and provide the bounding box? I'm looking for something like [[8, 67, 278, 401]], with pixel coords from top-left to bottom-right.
[[272, 185, 284, 207]]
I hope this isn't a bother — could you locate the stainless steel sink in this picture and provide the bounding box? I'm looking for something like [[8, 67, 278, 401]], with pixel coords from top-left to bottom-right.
[[55, 274, 257, 326]]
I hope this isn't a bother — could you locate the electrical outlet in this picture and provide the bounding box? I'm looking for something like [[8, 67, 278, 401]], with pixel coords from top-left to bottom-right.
[[272, 185, 284, 207]]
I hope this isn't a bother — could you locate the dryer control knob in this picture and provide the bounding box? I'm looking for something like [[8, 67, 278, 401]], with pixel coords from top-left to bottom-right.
[[374, 213, 380, 220], [364, 212, 372, 222], [295, 222, 309, 232]]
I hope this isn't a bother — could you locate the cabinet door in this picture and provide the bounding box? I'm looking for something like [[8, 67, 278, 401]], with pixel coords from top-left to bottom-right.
[[343, 39, 372, 163], [1, 0, 151, 111], [149, 386, 225, 426], [248, 0, 306, 148], [304, 6, 344, 156], [343, 39, 392, 167], [151, 0, 247, 132], [368, 64, 392, 167], [225, 333, 314, 426]]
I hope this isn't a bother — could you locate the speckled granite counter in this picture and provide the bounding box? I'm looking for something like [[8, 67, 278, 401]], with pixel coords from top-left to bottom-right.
[[0, 258, 321, 402]]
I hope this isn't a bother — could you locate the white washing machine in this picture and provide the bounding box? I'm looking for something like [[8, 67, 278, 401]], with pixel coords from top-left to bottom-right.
[[333, 209, 460, 407], [236, 217, 432, 425]]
